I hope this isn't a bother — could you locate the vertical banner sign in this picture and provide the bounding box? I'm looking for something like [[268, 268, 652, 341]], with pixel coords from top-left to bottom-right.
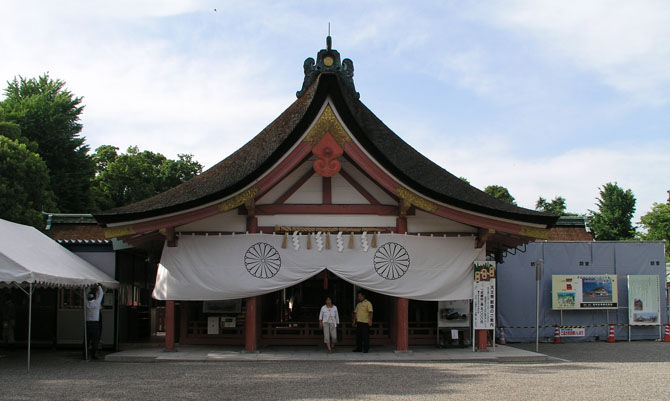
[[473, 261, 496, 330], [628, 275, 660, 325]]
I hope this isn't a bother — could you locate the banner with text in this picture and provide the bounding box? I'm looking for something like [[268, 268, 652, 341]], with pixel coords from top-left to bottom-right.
[[473, 261, 496, 330]]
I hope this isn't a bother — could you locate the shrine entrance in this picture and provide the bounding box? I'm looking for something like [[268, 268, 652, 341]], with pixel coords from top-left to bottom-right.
[[259, 271, 393, 346]]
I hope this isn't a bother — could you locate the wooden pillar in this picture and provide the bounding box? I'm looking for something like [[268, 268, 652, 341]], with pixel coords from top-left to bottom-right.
[[244, 296, 258, 352], [165, 300, 176, 351], [396, 298, 409, 351], [396, 214, 409, 351], [179, 302, 188, 345], [396, 216, 408, 235], [245, 212, 260, 352], [476, 330, 488, 350]]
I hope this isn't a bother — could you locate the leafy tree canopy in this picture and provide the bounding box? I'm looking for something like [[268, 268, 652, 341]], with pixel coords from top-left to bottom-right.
[[0, 74, 94, 212], [459, 176, 470, 184], [0, 135, 57, 227], [91, 145, 203, 211], [536, 196, 569, 215], [588, 182, 636, 240], [637, 198, 670, 261], [484, 185, 516, 205]]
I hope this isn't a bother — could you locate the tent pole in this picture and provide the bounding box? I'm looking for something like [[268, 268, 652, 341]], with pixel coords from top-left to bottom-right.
[[27, 282, 33, 372], [83, 289, 88, 361]]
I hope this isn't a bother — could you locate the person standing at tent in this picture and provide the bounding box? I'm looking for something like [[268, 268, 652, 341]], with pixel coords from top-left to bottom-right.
[[85, 285, 104, 360], [1, 295, 16, 349], [319, 297, 339, 353], [352, 292, 373, 353]]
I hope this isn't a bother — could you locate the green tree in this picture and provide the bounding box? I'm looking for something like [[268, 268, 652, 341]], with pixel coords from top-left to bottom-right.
[[484, 185, 516, 205], [0, 74, 94, 212], [0, 121, 21, 141], [638, 198, 670, 261], [536, 196, 567, 215], [588, 182, 636, 240], [0, 135, 56, 227], [459, 176, 470, 185], [91, 145, 203, 210]]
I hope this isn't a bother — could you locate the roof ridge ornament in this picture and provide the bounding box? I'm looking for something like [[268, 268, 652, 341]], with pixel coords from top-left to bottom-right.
[[296, 36, 359, 99]]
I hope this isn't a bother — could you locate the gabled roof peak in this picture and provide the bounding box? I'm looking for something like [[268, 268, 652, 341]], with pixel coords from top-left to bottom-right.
[[297, 36, 359, 99]]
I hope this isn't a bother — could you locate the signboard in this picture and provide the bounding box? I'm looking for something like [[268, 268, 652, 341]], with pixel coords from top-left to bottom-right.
[[559, 327, 585, 337], [628, 275, 661, 325], [473, 261, 496, 330], [552, 275, 618, 310], [207, 316, 220, 334], [438, 300, 470, 327]]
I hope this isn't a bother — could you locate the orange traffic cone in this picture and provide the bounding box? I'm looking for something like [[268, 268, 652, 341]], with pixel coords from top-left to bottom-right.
[[664, 324, 670, 342], [607, 324, 615, 343], [553, 325, 561, 344], [498, 328, 506, 345]]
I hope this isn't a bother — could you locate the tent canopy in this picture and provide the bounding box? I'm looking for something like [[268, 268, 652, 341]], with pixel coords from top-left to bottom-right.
[[0, 218, 118, 288]]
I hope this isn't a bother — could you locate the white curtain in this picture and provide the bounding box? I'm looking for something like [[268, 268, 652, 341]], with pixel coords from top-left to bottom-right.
[[153, 233, 483, 301]]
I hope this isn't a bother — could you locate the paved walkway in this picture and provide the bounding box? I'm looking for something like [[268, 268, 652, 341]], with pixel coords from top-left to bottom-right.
[[104, 344, 547, 363]]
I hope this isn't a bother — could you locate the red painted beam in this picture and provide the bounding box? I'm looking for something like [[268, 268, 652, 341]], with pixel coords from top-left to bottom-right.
[[340, 169, 380, 205], [257, 226, 396, 233], [344, 142, 527, 235], [116, 143, 314, 237], [254, 204, 398, 215], [322, 176, 332, 205], [274, 169, 315, 204], [131, 203, 224, 235], [254, 142, 313, 199]]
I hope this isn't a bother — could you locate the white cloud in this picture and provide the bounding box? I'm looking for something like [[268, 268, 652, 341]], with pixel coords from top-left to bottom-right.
[[418, 137, 669, 222], [478, 0, 670, 105], [0, 0, 667, 225]]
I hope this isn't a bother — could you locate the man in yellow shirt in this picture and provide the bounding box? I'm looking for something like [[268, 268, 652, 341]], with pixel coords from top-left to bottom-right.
[[352, 292, 373, 353]]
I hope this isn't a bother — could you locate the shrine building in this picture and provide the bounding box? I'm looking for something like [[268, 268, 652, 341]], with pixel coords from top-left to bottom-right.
[[94, 38, 558, 352]]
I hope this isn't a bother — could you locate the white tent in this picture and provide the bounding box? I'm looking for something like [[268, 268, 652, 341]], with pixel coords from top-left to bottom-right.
[[0, 218, 118, 370]]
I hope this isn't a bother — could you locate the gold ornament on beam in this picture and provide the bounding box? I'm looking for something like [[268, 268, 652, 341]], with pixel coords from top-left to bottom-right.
[[395, 187, 438, 212], [282, 232, 288, 249], [348, 232, 355, 249], [303, 105, 352, 146], [307, 234, 312, 249], [371, 232, 377, 248], [326, 232, 331, 249]]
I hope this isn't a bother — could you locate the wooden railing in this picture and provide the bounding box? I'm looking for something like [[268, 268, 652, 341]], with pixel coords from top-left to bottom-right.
[[182, 320, 436, 346], [261, 321, 390, 345], [408, 321, 437, 345]]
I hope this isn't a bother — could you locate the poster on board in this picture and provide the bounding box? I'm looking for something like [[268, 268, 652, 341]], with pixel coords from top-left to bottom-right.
[[473, 261, 496, 330], [552, 275, 618, 310], [438, 300, 470, 327], [628, 275, 660, 325]]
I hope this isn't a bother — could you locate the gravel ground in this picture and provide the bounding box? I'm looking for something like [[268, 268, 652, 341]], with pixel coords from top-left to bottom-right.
[[1, 342, 669, 401]]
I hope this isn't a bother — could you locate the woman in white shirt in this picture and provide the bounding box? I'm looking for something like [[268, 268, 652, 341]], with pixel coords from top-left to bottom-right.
[[318, 297, 340, 353]]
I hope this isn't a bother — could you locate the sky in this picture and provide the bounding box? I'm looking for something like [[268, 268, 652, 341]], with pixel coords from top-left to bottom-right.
[[1, 0, 669, 224]]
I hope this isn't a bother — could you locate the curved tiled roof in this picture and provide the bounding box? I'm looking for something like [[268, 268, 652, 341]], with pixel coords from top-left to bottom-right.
[[95, 72, 557, 227]]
